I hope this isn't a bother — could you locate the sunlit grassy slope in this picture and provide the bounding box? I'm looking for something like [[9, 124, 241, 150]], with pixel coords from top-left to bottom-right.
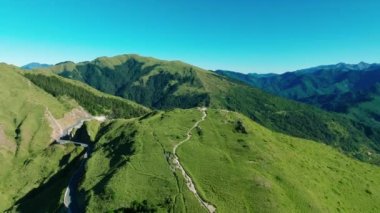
[[0, 64, 83, 211], [79, 108, 380, 212]]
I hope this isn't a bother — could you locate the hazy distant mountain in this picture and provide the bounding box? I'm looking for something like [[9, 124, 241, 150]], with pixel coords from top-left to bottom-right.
[[21, 62, 52, 70], [216, 62, 380, 127]]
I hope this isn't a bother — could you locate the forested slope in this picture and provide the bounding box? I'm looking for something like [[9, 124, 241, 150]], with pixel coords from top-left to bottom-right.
[[216, 63, 380, 128], [24, 72, 150, 119]]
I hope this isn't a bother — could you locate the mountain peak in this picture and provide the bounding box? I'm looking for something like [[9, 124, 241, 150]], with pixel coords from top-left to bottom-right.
[[21, 62, 52, 70], [295, 61, 377, 74]]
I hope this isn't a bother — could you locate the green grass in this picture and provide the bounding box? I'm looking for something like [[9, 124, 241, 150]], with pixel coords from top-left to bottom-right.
[[78, 108, 380, 212], [77, 116, 205, 212], [0, 64, 84, 211], [0, 63, 148, 211], [178, 109, 380, 212]]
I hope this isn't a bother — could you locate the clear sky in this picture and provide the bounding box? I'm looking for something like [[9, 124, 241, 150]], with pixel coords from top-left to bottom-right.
[[0, 0, 380, 73]]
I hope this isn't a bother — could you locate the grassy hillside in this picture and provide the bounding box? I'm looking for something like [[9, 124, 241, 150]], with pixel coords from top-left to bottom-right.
[[24, 72, 151, 119], [41, 55, 380, 164], [76, 108, 380, 212], [0, 64, 83, 211], [216, 63, 380, 128]]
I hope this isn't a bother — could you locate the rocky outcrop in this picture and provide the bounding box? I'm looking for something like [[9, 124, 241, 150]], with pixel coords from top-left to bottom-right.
[[45, 107, 91, 141]]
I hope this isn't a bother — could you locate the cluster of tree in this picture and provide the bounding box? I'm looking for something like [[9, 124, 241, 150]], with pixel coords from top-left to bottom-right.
[[24, 74, 149, 118]]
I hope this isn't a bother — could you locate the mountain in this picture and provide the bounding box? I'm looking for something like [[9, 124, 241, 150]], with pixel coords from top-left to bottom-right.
[[0, 63, 84, 211], [38, 55, 380, 165], [216, 63, 380, 127], [67, 108, 380, 212], [21, 62, 52, 70], [2, 57, 380, 212], [0, 63, 150, 211], [43, 55, 211, 109]]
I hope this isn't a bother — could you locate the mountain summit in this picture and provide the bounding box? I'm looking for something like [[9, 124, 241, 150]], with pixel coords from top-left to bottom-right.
[[21, 62, 52, 70]]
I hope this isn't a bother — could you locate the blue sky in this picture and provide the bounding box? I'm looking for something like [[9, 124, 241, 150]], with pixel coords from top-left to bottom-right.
[[0, 0, 380, 73]]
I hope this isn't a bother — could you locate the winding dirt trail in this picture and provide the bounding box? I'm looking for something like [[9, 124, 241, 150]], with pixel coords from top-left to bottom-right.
[[172, 107, 216, 213]]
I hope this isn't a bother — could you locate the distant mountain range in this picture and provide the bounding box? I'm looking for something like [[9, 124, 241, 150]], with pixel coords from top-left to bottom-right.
[[21, 62, 52, 70], [216, 62, 380, 127]]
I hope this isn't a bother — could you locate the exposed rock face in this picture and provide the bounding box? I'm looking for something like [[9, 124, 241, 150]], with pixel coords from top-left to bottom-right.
[[45, 107, 91, 141]]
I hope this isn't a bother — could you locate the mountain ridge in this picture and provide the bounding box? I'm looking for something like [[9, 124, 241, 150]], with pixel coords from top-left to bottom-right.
[[216, 62, 380, 128], [37, 54, 380, 165], [1, 58, 380, 212]]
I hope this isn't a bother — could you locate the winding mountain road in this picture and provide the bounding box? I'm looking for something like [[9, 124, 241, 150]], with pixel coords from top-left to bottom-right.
[[172, 107, 216, 213]]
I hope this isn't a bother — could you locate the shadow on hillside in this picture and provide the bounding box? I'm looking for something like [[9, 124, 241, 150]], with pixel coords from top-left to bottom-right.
[[8, 151, 83, 213], [89, 133, 136, 197]]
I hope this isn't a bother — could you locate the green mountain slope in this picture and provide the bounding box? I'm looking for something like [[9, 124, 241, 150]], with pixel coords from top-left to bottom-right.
[[75, 108, 380, 212], [0, 64, 84, 211], [0, 64, 149, 212], [216, 63, 380, 127], [41, 55, 380, 164]]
